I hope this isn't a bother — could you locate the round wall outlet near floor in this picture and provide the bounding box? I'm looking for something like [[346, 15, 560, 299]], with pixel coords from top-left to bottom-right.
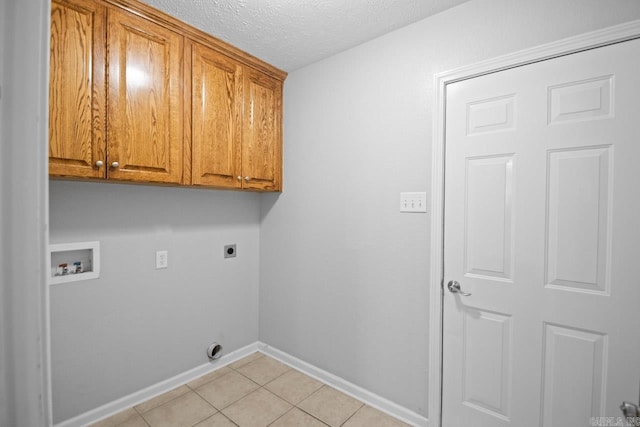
[[207, 343, 223, 360]]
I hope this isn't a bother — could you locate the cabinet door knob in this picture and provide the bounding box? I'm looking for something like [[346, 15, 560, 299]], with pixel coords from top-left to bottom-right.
[[111, 161, 119, 168], [244, 176, 250, 182], [237, 176, 242, 181], [95, 160, 104, 167]]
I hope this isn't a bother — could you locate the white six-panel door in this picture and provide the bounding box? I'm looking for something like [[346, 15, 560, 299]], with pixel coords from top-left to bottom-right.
[[443, 38, 640, 427]]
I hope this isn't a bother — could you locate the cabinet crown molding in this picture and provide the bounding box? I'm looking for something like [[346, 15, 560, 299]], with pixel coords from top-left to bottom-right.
[[102, 0, 288, 81]]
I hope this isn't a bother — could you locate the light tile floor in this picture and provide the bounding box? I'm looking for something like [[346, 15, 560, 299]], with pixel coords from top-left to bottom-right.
[[90, 352, 409, 427]]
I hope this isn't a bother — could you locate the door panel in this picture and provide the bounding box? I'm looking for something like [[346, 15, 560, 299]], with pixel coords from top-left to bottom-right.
[[465, 155, 515, 280], [107, 8, 183, 183], [462, 307, 512, 420], [191, 42, 242, 188], [546, 147, 611, 294], [467, 94, 516, 135], [49, 0, 105, 178], [443, 39, 640, 426], [548, 76, 613, 124], [541, 323, 607, 427], [242, 69, 282, 191]]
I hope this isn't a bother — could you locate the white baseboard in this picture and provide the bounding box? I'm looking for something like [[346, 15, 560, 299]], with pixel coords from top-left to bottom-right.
[[56, 341, 428, 427], [54, 342, 260, 427], [257, 342, 429, 427]]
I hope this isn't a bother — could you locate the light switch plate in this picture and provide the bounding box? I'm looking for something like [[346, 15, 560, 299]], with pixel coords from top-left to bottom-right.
[[156, 250, 168, 269], [400, 192, 427, 213]]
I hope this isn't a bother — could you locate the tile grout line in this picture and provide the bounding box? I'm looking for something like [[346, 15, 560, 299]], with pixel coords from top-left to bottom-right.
[[220, 356, 327, 427], [189, 410, 219, 427], [339, 402, 365, 427], [131, 398, 151, 427], [297, 383, 326, 404], [190, 386, 223, 412], [292, 404, 332, 426], [265, 406, 297, 427], [187, 365, 264, 417], [219, 365, 292, 425]]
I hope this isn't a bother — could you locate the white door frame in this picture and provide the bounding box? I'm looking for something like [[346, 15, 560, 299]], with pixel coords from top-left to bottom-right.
[[1, 0, 52, 426], [427, 19, 640, 427]]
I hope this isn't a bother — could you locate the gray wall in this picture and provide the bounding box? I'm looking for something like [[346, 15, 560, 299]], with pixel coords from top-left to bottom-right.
[[259, 0, 640, 418], [49, 0, 640, 423], [49, 181, 261, 422]]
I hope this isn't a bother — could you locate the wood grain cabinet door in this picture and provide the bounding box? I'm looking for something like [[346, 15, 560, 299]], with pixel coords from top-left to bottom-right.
[[242, 69, 283, 191], [107, 8, 184, 184], [49, 0, 106, 178], [190, 43, 243, 188]]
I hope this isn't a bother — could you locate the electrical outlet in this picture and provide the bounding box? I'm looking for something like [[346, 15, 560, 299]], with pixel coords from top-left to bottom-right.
[[400, 192, 427, 213], [156, 250, 168, 269], [224, 244, 236, 258]]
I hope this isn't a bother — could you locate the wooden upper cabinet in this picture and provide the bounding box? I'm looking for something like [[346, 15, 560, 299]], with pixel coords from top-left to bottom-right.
[[190, 42, 243, 188], [106, 8, 184, 184], [189, 44, 284, 191], [242, 68, 283, 191], [49, 0, 285, 190], [49, 0, 106, 178]]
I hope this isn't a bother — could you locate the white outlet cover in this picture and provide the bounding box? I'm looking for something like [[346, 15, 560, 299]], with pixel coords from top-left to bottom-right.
[[400, 192, 427, 213], [156, 250, 168, 269]]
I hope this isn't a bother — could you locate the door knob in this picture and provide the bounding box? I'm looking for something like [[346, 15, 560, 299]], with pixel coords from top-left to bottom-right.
[[111, 162, 119, 168], [447, 280, 472, 296], [237, 176, 242, 181], [620, 401, 640, 417], [95, 160, 104, 167], [244, 176, 250, 182]]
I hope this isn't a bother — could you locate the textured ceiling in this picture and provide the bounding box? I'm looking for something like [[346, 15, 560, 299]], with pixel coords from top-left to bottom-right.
[[140, 0, 470, 71]]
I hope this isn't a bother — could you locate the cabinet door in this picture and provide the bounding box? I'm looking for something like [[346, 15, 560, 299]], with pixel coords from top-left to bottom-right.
[[242, 69, 283, 191], [191, 43, 243, 188], [107, 8, 183, 184], [49, 0, 106, 178]]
